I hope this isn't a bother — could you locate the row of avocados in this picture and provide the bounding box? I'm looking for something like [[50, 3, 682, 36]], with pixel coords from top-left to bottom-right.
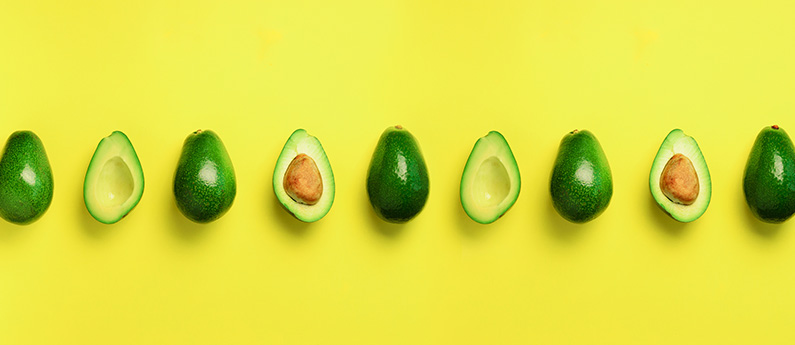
[[0, 125, 793, 226]]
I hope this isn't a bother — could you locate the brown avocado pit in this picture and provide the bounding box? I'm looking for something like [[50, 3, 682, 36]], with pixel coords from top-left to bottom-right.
[[283, 154, 323, 205], [659, 153, 699, 205]]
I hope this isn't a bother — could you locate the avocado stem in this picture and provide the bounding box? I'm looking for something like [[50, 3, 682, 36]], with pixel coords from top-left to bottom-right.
[[772, 125, 780, 130]]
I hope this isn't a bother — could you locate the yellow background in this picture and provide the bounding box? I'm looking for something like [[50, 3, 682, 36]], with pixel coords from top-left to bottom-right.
[[1, 0, 794, 343]]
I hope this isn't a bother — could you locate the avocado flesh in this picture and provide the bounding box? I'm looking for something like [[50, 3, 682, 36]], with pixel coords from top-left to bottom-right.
[[173, 130, 236, 223], [460, 131, 521, 224], [649, 129, 711, 223], [366, 125, 429, 223], [743, 125, 795, 223], [550, 129, 612, 223], [83, 131, 145, 224], [0, 131, 54, 225], [273, 129, 335, 223]]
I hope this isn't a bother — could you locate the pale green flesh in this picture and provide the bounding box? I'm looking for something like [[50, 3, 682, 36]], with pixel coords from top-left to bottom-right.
[[460, 131, 520, 224], [96, 156, 134, 207], [273, 129, 335, 222], [473, 156, 511, 207], [649, 129, 711, 222], [84, 131, 144, 224]]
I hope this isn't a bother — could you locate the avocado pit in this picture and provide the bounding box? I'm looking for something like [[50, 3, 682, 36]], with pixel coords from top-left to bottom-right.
[[283, 154, 323, 205], [660, 153, 699, 205]]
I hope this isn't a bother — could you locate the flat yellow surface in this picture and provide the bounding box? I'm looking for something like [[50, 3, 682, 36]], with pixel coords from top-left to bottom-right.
[[1, 0, 794, 344]]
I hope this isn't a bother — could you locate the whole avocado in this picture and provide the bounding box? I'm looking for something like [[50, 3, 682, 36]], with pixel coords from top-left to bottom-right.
[[743, 125, 795, 223], [366, 125, 429, 223], [173, 130, 236, 223], [0, 131, 54, 225], [550, 129, 612, 223]]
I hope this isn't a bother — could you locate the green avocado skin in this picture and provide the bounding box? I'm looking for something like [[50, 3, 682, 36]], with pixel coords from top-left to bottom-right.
[[743, 126, 795, 223], [0, 131, 54, 225], [550, 130, 612, 223], [366, 126, 429, 223], [173, 130, 236, 223]]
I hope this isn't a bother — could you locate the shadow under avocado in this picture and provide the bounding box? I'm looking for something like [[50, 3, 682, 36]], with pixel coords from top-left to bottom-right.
[[647, 196, 688, 237], [169, 200, 213, 242], [363, 195, 405, 238], [79, 201, 116, 239], [0, 216, 30, 241], [739, 196, 783, 238], [457, 209, 492, 238], [77, 181, 119, 239], [455, 191, 492, 238], [269, 195, 312, 237], [543, 200, 587, 242]]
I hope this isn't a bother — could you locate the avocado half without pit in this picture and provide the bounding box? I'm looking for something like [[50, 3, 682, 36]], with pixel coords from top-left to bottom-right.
[[273, 129, 335, 222], [460, 131, 520, 224], [649, 129, 711, 222], [83, 131, 144, 224]]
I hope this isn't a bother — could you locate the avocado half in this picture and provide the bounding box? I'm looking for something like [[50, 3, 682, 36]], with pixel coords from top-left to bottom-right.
[[649, 129, 711, 222], [83, 131, 144, 224], [460, 131, 520, 224], [273, 129, 335, 222]]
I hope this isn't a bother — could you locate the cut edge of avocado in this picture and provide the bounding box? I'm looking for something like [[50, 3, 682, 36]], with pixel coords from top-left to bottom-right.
[[460, 131, 521, 224], [649, 129, 711, 223], [273, 129, 335, 223], [83, 131, 145, 224]]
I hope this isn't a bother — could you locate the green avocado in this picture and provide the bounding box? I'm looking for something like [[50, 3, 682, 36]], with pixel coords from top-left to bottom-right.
[[0, 131, 54, 224], [460, 131, 521, 224], [173, 130, 236, 223], [743, 125, 795, 223], [550, 129, 612, 223], [83, 131, 145, 224], [366, 125, 429, 223], [273, 129, 335, 222], [649, 129, 711, 222]]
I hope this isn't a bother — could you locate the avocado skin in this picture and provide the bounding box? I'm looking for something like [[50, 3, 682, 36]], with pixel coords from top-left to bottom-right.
[[173, 130, 236, 223], [366, 126, 429, 223], [550, 130, 612, 223], [0, 131, 54, 225], [743, 126, 795, 223]]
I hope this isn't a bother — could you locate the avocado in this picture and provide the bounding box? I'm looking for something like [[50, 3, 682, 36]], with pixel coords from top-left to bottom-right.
[[83, 131, 145, 224], [649, 129, 711, 222], [173, 130, 236, 223], [0, 131, 54, 224], [366, 125, 429, 223], [460, 131, 521, 224], [743, 125, 795, 223], [550, 129, 612, 223], [273, 129, 335, 222]]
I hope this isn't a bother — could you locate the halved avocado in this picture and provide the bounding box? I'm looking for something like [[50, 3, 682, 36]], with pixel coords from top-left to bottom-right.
[[649, 129, 711, 222], [83, 131, 145, 224], [273, 129, 334, 222], [460, 131, 521, 224]]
